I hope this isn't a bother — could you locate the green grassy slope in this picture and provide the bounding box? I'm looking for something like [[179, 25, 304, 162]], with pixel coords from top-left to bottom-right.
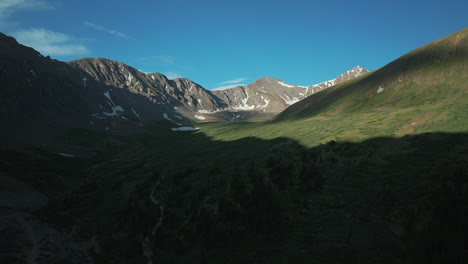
[[199, 28, 468, 147], [277, 27, 468, 120]]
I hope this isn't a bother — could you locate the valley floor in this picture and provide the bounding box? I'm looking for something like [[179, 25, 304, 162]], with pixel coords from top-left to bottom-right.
[[2, 117, 468, 263]]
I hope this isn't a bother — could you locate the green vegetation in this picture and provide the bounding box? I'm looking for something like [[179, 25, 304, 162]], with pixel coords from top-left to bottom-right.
[[4, 126, 467, 263], [198, 28, 468, 147]]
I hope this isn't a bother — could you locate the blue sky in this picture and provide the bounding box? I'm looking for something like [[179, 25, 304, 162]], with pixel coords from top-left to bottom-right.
[[1, 0, 467, 90]]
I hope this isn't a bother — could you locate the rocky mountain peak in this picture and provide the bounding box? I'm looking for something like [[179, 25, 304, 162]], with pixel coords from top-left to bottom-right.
[[334, 66, 369, 83]]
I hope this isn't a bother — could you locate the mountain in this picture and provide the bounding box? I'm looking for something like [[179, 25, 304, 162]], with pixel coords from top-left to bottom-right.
[[68, 58, 228, 121], [211, 66, 368, 120], [276, 28, 468, 123], [1, 32, 211, 147], [0, 31, 369, 148], [69, 58, 368, 122]]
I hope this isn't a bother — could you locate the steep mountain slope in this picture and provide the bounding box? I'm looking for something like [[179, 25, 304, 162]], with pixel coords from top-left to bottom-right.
[[0, 33, 210, 148], [0, 33, 116, 147], [68, 58, 228, 121], [212, 66, 368, 120], [276, 28, 468, 122]]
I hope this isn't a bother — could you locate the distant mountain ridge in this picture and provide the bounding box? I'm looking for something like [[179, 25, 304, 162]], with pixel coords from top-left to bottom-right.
[[211, 66, 368, 119], [0, 31, 367, 147], [68, 57, 228, 121], [69, 57, 368, 122]]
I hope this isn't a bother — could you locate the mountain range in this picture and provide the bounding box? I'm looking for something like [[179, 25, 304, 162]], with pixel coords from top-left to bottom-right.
[[0, 32, 367, 146]]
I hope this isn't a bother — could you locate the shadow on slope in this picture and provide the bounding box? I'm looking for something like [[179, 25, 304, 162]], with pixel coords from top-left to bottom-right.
[[1, 128, 468, 264], [0, 32, 193, 149]]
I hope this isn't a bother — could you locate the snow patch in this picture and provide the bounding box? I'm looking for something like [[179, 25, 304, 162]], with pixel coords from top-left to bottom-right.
[[280, 95, 300, 105], [377, 86, 384, 93], [163, 113, 170, 120], [103, 91, 117, 106], [198, 110, 213, 114], [171, 127, 199, 131], [103, 105, 125, 116], [260, 96, 270, 108], [89, 121, 95, 125], [163, 113, 182, 125], [91, 113, 105, 119], [278, 81, 294, 88], [58, 153, 75, 157], [232, 92, 255, 110], [82, 77, 87, 86], [131, 109, 141, 119], [195, 115, 206, 120], [197, 109, 223, 114], [312, 79, 335, 88], [126, 73, 133, 86], [102, 91, 125, 116]]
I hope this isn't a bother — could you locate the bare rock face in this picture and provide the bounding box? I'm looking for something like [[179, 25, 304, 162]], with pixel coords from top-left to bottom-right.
[[68, 58, 228, 122]]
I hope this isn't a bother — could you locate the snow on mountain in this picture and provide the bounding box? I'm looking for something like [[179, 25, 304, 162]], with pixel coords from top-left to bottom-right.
[[211, 66, 368, 119]]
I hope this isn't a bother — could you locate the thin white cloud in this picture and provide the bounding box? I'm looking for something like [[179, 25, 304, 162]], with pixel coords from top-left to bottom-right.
[[83, 21, 128, 38], [211, 84, 247, 91], [0, 0, 50, 17], [219, 78, 248, 85], [164, 72, 184, 79], [12, 28, 89, 56], [0, 0, 51, 28], [156, 56, 175, 64]]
